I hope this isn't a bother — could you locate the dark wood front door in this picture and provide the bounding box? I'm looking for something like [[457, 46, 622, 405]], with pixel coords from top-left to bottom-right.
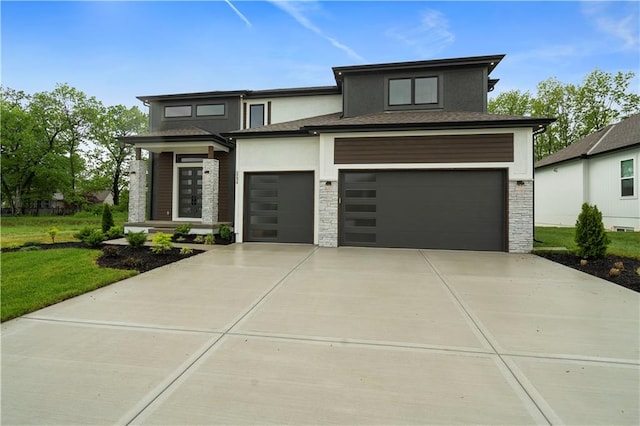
[[178, 167, 203, 218]]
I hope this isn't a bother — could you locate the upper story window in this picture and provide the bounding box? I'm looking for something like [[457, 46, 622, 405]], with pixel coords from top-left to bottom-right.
[[388, 76, 438, 106], [196, 104, 225, 117], [164, 105, 192, 118], [621, 159, 634, 197], [250, 104, 265, 128]]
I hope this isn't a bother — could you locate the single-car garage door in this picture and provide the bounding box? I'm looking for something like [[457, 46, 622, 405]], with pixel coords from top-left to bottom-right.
[[244, 172, 314, 243], [340, 170, 506, 251]]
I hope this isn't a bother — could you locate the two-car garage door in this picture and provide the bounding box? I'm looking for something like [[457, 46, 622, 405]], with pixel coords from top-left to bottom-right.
[[244, 170, 507, 251], [340, 170, 506, 251]]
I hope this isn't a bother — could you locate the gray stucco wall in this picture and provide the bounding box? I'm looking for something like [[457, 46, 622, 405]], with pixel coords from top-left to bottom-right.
[[149, 97, 241, 134], [342, 65, 488, 117]]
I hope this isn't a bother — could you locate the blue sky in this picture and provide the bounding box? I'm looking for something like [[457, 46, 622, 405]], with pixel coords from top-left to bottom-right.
[[2, 1, 639, 109]]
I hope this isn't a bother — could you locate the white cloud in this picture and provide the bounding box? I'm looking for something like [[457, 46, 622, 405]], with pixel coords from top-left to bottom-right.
[[581, 1, 639, 51], [225, 0, 252, 27], [386, 9, 455, 57], [269, 1, 364, 61]]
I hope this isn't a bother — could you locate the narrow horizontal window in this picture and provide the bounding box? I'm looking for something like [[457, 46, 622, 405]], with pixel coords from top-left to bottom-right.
[[196, 104, 225, 116], [164, 105, 192, 118]]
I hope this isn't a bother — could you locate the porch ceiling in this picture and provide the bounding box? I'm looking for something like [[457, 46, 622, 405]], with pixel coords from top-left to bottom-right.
[[131, 140, 230, 154]]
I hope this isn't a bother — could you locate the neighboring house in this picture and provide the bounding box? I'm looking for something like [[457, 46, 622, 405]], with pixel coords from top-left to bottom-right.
[[535, 113, 640, 231], [85, 190, 114, 206], [122, 54, 554, 253]]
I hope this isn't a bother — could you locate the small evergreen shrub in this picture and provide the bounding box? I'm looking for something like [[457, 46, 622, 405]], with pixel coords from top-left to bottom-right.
[[106, 226, 124, 240], [575, 203, 610, 259], [47, 227, 59, 243], [123, 256, 142, 269], [85, 230, 106, 248], [151, 232, 173, 254], [180, 246, 194, 255], [204, 233, 214, 245], [174, 223, 192, 236], [125, 231, 147, 248], [218, 224, 232, 240], [102, 245, 120, 258], [74, 226, 94, 241], [101, 204, 114, 233]]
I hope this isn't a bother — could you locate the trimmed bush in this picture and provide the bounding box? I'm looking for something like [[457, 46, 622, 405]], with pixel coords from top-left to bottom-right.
[[85, 230, 106, 248], [575, 203, 610, 259], [106, 226, 124, 240], [151, 232, 173, 254], [174, 223, 192, 236], [125, 231, 148, 248], [204, 233, 214, 245], [74, 226, 94, 242], [101, 204, 114, 233], [218, 224, 232, 240]]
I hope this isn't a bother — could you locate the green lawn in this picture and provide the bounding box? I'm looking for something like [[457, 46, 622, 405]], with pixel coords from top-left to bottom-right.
[[1, 248, 137, 322], [534, 226, 640, 258], [0, 211, 127, 248]]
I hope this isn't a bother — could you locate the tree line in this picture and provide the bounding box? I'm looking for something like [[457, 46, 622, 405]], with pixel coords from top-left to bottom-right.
[[1, 84, 148, 215], [488, 69, 639, 161]]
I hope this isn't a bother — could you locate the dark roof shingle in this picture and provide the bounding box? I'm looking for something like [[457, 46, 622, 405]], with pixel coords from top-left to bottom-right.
[[535, 113, 640, 168]]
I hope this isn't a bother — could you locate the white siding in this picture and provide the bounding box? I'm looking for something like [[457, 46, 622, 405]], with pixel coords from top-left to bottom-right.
[[243, 94, 342, 127], [535, 147, 640, 230], [588, 148, 639, 230], [235, 136, 320, 243], [535, 160, 584, 227]]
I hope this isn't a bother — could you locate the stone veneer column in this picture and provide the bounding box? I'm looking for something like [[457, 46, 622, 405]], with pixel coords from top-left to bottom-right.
[[319, 180, 338, 247], [201, 159, 219, 225], [128, 160, 147, 223], [508, 179, 533, 253]]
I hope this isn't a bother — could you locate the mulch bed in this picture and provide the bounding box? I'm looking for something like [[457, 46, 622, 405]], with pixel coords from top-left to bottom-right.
[[96, 244, 204, 273], [536, 252, 640, 293]]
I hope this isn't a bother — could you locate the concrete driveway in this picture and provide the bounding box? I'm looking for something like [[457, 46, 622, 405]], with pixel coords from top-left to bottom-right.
[[2, 244, 638, 425]]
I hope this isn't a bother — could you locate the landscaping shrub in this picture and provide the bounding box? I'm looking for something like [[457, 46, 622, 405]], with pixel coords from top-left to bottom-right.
[[101, 204, 114, 233], [204, 233, 214, 245], [102, 245, 120, 258], [180, 246, 194, 255], [106, 225, 124, 240], [20, 245, 42, 251], [125, 231, 147, 248], [174, 223, 192, 236], [151, 232, 173, 254], [194, 235, 205, 244], [23, 241, 41, 247], [218, 224, 232, 240], [85, 230, 106, 248], [47, 227, 59, 243], [123, 256, 142, 269], [575, 203, 610, 259], [74, 226, 95, 242]]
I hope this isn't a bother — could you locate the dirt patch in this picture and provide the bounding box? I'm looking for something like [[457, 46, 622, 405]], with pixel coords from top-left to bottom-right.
[[96, 244, 204, 273], [536, 252, 640, 293]]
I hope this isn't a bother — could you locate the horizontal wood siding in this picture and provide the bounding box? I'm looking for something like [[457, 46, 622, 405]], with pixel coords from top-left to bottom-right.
[[334, 134, 514, 164], [157, 152, 174, 220], [217, 152, 230, 222]]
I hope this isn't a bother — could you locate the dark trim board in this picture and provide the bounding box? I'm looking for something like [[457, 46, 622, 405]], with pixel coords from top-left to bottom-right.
[[339, 169, 507, 251], [243, 171, 314, 243]]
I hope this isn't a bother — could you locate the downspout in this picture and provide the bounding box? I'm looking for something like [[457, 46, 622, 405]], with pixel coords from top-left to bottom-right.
[[532, 126, 546, 243]]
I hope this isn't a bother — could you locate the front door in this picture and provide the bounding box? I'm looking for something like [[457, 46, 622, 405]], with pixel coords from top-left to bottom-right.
[[178, 167, 202, 218]]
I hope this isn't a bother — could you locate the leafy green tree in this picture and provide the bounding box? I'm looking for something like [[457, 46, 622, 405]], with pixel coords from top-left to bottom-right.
[[489, 69, 640, 161], [88, 105, 148, 206]]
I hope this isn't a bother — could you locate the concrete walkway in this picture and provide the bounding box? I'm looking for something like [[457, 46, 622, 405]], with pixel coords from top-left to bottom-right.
[[2, 244, 638, 425]]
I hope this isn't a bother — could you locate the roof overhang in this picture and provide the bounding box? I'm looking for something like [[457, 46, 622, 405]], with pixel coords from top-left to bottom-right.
[[119, 134, 233, 153]]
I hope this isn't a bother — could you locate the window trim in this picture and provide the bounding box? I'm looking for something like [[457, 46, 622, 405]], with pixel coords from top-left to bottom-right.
[[164, 105, 193, 118], [195, 103, 226, 117], [249, 103, 265, 128], [620, 158, 635, 198], [385, 74, 442, 110]]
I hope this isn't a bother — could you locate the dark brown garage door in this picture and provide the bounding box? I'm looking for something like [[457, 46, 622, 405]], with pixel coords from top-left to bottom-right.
[[340, 170, 506, 251], [244, 172, 314, 243]]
